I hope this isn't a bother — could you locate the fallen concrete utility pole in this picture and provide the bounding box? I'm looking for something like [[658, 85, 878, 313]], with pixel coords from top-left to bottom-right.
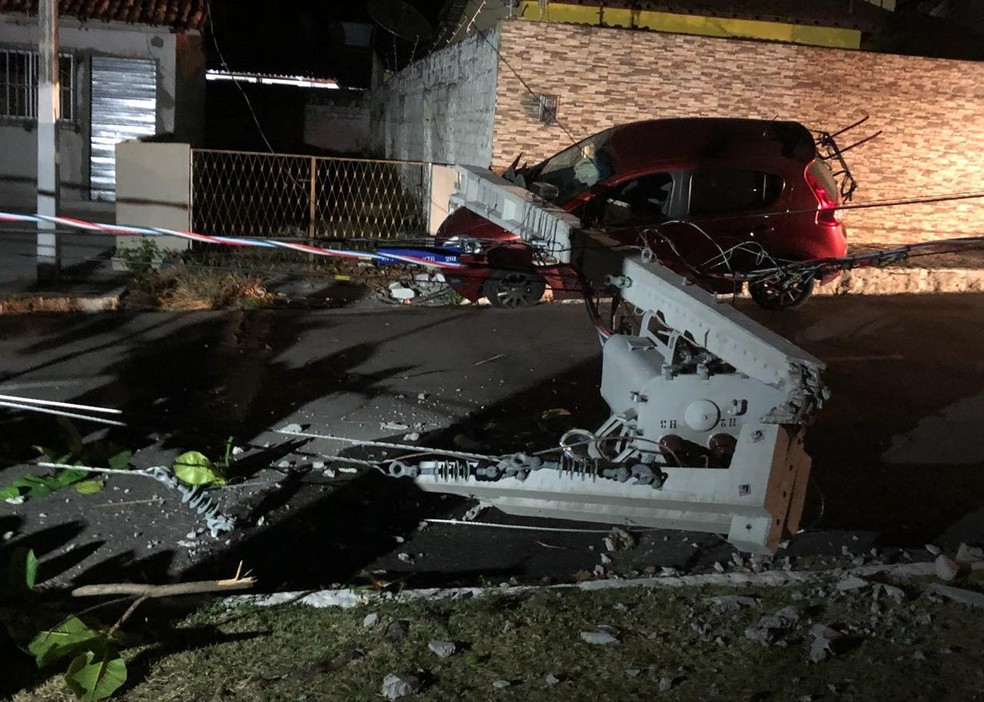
[[298, 165, 829, 553]]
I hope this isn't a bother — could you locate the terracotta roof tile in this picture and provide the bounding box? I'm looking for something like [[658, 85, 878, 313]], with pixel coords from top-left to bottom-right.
[[0, 0, 207, 31]]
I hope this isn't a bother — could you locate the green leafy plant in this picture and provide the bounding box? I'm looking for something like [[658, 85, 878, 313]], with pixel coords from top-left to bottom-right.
[[0, 469, 90, 501], [3, 549, 254, 700], [0, 418, 132, 502], [27, 616, 127, 701], [3, 550, 127, 701], [5, 546, 39, 591], [64, 649, 127, 701], [117, 237, 161, 281], [172, 436, 235, 487], [172, 450, 226, 486]]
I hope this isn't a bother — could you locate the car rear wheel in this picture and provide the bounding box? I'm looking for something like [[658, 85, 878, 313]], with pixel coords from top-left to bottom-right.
[[483, 269, 547, 309], [748, 273, 815, 310]]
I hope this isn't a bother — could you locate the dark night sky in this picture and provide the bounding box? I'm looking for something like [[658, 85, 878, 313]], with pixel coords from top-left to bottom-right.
[[205, 0, 448, 83], [202, 0, 984, 84]]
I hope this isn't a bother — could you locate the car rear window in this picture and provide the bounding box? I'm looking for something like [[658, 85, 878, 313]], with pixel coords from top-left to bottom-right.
[[688, 170, 784, 215]]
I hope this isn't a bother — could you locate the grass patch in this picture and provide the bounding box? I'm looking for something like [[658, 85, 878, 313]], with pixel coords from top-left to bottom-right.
[[10, 578, 984, 701], [126, 266, 275, 311]]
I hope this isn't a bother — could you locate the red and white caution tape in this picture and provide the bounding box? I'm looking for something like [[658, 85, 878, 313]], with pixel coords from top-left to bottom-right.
[[0, 211, 463, 269]]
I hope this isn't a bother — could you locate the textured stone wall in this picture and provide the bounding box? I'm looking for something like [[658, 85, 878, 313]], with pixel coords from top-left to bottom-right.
[[493, 21, 984, 245], [371, 29, 499, 167]]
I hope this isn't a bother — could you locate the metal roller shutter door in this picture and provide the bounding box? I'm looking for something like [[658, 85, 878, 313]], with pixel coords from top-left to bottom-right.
[[90, 56, 157, 201]]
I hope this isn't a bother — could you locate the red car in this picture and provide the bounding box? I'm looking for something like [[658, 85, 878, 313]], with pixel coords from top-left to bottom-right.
[[436, 118, 851, 309]]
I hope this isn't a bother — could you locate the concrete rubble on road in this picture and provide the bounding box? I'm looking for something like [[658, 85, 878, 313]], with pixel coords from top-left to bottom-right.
[[934, 554, 961, 581], [930, 583, 984, 608], [229, 557, 984, 610]]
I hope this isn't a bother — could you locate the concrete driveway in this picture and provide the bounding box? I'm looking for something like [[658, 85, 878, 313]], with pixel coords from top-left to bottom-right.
[[2, 295, 983, 591]]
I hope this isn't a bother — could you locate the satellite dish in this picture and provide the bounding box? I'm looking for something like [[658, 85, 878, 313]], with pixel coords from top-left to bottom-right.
[[367, 0, 433, 42]]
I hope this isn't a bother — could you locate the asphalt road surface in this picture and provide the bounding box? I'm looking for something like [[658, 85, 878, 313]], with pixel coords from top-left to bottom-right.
[[2, 293, 983, 591]]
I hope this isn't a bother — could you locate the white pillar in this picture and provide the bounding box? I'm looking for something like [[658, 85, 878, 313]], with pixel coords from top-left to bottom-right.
[[36, 0, 61, 285]]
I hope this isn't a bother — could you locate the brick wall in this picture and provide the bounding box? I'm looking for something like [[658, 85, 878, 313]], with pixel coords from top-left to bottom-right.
[[493, 21, 984, 245], [304, 97, 371, 154], [371, 29, 499, 167]]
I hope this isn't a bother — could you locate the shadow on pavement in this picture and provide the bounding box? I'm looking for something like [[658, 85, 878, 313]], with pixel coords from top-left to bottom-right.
[[5, 295, 984, 696]]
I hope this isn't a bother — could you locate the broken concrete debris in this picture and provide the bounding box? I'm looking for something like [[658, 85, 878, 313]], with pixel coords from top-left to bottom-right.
[[930, 583, 984, 608], [808, 624, 848, 663], [381, 672, 420, 700], [492, 679, 511, 689], [744, 606, 800, 644], [580, 629, 621, 645], [428, 640, 456, 658], [876, 583, 907, 604], [363, 612, 380, 629], [604, 526, 635, 552], [835, 575, 869, 592], [544, 673, 561, 686], [934, 555, 961, 582], [460, 504, 486, 522], [956, 543, 984, 563], [705, 595, 758, 611]]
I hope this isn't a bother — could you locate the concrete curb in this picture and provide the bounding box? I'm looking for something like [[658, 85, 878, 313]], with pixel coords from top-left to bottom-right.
[[3, 267, 983, 314], [0, 286, 125, 314], [225, 560, 984, 610]]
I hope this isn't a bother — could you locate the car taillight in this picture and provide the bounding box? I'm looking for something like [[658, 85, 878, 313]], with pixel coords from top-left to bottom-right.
[[804, 166, 841, 226]]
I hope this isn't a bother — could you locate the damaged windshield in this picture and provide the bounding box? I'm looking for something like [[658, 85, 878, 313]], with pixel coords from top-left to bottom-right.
[[526, 128, 616, 203]]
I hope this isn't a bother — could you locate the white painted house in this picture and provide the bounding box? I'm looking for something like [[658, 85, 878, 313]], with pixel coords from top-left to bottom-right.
[[0, 0, 206, 209]]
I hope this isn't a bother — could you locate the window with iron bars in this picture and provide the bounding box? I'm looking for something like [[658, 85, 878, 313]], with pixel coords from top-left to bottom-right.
[[0, 48, 75, 123]]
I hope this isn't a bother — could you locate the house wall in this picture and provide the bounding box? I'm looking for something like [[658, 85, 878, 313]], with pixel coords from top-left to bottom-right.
[[0, 15, 204, 208], [115, 141, 191, 254], [371, 28, 499, 167], [492, 21, 984, 245], [304, 92, 371, 154]]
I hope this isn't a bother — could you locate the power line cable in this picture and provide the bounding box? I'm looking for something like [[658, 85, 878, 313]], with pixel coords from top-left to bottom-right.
[[204, 0, 274, 153]]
